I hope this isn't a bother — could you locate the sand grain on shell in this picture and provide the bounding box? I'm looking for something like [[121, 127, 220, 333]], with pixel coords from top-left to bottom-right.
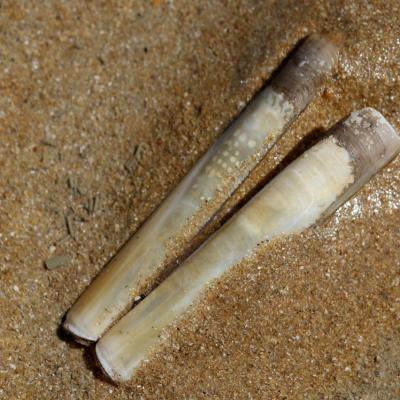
[[0, 0, 399, 399]]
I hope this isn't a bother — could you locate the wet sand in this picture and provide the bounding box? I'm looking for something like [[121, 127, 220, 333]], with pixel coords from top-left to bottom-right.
[[0, 1, 399, 399]]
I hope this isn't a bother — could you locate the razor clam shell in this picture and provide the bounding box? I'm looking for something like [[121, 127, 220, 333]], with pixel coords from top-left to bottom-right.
[[95, 108, 400, 382], [63, 34, 339, 342]]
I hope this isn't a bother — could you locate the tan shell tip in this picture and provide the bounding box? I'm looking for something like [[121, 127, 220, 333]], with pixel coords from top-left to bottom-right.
[[95, 342, 123, 383], [62, 318, 97, 345], [336, 107, 400, 179], [300, 33, 340, 72]]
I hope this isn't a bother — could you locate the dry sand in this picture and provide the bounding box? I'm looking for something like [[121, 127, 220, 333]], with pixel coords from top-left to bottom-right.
[[0, 0, 399, 399]]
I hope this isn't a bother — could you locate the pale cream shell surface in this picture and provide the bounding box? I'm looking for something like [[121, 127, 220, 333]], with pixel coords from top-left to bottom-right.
[[96, 137, 355, 381]]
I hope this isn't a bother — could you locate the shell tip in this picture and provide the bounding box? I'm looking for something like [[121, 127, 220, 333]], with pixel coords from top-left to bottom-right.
[[95, 342, 124, 383], [304, 32, 340, 68], [62, 317, 98, 345], [331, 106, 400, 190]]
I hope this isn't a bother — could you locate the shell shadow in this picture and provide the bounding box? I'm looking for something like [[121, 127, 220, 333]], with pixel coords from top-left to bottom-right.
[[56, 319, 115, 385]]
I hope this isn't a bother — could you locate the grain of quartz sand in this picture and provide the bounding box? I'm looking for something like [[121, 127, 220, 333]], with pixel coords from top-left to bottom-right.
[[0, 1, 399, 399]]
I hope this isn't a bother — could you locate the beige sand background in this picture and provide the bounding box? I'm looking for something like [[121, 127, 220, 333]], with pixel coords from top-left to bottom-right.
[[0, 0, 399, 398]]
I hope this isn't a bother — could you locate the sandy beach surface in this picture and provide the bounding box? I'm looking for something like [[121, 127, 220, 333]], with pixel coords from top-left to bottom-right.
[[0, 1, 399, 398]]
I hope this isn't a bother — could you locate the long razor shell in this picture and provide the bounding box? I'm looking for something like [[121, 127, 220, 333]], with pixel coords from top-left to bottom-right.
[[95, 108, 400, 382], [63, 34, 339, 342]]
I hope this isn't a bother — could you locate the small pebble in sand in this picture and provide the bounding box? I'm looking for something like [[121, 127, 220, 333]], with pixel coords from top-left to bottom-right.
[[45, 254, 71, 270]]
